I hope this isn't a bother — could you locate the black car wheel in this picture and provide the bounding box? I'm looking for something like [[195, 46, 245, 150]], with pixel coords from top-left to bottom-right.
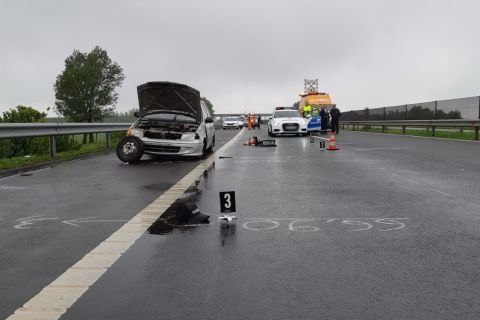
[[116, 136, 144, 163], [207, 135, 215, 153]]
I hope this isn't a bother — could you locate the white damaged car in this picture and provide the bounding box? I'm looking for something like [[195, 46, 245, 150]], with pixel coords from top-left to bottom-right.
[[116, 82, 215, 162], [268, 109, 307, 137]]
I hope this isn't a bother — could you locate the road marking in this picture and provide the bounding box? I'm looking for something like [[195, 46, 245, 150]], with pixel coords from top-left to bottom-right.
[[6, 129, 245, 320], [349, 147, 410, 150], [0, 185, 31, 190], [432, 189, 450, 197], [240, 217, 408, 232], [62, 217, 129, 227], [14, 216, 59, 230]]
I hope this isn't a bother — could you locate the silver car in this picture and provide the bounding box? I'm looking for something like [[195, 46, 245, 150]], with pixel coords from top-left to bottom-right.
[[117, 82, 215, 162]]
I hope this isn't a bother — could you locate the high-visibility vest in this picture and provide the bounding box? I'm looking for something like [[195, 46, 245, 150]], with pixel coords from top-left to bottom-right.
[[304, 105, 312, 117]]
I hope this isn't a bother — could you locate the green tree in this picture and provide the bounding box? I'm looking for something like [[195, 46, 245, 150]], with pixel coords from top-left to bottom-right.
[[201, 96, 215, 115], [292, 101, 300, 110], [54, 46, 125, 143], [1, 106, 48, 157]]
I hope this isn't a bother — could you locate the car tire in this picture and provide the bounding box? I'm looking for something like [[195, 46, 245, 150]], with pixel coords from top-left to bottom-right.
[[268, 127, 272, 136], [116, 136, 144, 163], [207, 135, 215, 153], [201, 139, 208, 159]]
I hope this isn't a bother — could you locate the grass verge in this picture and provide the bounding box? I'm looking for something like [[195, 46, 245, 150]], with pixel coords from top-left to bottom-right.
[[0, 142, 112, 171], [344, 126, 478, 141]]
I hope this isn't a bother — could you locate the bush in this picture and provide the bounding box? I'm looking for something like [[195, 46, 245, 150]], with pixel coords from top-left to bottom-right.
[[56, 135, 81, 153]]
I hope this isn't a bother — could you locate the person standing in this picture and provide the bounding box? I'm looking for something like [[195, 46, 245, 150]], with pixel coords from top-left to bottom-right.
[[330, 105, 341, 134], [320, 106, 329, 134], [303, 104, 312, 118], [256, 115, 261, 130]]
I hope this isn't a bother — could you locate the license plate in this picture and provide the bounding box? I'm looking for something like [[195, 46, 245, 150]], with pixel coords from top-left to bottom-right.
[[285, 125, 296, 130]]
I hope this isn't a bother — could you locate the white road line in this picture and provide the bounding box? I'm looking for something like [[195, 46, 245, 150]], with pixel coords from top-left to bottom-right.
[[408, 179, 421, 185], [6, 129, 245, 320], [432, 189, 450, 197], [1, 185, 31, 190]]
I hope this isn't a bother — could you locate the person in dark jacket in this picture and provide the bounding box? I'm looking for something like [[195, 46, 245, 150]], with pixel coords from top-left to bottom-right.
[[330, 105, 341, 134], [256, 115, 261, 130], [319, 106, 329, 134]]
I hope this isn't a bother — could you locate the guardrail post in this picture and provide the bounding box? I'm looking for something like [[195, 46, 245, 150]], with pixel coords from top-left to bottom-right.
[[475, 127, 479, 140], [478, 96, 480, 119], [459, 127, 463, 134], [49, 136, 56, 157], [381, 125, 385, 133], [432, 126, 436, 137], [402, 125, 406, 134], [106, 132, 111, 148]]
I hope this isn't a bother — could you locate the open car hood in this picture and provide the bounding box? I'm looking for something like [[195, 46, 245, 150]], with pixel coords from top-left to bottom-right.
[[137, 82, 201, 123]]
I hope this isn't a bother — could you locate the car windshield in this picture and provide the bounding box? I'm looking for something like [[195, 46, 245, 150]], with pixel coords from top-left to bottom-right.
[[274, 111, 300, 118], [224, 117, 240, 121]]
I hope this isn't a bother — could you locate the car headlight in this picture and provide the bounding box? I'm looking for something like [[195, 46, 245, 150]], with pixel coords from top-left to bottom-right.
[[130, 128, 143, 137], [181, 132, 196, 141]]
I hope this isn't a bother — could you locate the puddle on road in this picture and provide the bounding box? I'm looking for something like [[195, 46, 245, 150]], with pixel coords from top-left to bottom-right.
[[219, 222, 236, 246], [141, 182, 173, 191]]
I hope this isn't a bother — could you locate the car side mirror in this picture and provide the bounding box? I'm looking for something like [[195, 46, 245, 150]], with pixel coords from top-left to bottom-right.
[[133, 110, 140, 118], [205, 117, 214, 123]]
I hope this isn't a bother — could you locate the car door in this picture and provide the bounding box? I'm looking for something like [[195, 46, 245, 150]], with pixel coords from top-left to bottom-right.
[[201, 101, 215, 147]]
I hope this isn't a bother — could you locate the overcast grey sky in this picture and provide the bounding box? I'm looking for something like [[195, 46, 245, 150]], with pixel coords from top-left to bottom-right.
[[1, 0, 479, 115]]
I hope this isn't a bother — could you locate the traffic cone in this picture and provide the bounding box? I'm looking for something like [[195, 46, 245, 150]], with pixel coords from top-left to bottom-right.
[[327, 132, 339, 151]]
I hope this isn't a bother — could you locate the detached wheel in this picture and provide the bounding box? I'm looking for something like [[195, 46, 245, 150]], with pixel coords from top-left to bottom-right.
[[116, 136, 144, 163]]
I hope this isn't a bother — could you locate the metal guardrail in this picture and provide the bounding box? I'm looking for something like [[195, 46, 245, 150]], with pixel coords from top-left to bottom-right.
[[0, 123, 131, 157], [340, 119, 480, 140]]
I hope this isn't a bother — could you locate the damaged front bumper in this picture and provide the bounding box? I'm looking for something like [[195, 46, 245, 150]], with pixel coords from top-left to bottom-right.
[[140, 137, 204, 156]]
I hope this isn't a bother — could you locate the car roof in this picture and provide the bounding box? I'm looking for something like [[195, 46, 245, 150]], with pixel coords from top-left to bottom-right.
[[273, 109, 297, 113]]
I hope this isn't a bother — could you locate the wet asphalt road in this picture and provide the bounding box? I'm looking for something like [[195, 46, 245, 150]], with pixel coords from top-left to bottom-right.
[[0, 129, 239, 320], [58, 128, 480, 320]]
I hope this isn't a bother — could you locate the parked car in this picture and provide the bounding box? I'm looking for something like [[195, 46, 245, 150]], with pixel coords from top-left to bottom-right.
[[116, 82, 215, 162], [222, 116, 243, 129], [268, 109, 307, 137]]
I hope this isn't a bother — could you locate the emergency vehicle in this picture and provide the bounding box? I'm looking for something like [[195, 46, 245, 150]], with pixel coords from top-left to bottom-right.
[[298, 80, 335, 132]]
